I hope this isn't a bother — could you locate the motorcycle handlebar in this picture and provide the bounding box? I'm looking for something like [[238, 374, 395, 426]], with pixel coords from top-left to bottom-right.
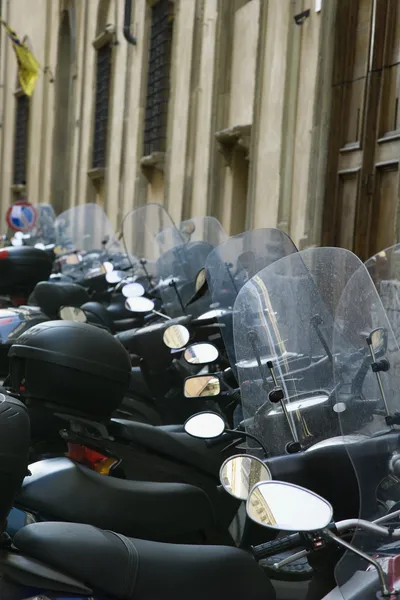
[[252, 533, 303, 560], [252, 517, 400, 563]]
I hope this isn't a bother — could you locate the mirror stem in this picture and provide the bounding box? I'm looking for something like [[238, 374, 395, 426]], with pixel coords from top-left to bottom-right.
[[324, 529, 390, 597], [170, 280, 186, 314], [367, 338, 390, 417], [223, 428, 269, 457], [151, 309, 171, 320]]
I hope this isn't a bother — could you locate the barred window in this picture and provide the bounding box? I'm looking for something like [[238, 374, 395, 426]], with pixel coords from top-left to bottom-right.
[[143, 0, 174, 156], [13, 94, 29, 185], [92, 42, 112, 169]]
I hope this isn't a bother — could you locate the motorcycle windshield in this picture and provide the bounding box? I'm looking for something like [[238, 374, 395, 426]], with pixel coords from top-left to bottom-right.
[[55, 203, 120, 255], [233, 247, 361, 457], [365, 243, 400, 347], [205, 228, 298, 371], [121, 203, 178, 275], [332, 255, 400, 598], [156, 217, 228, 317], [26, 204, 56, 246], [156, 216, 227, 253]]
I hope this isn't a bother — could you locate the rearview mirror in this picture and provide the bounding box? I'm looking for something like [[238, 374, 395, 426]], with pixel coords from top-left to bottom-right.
[[59, 306, 87, 323], [163, 324, 190, 349], [220, 455, 272, 501], [125, 297, 155, 313], [183, 343, 218, 365], [246, 481, 333, 532], [106, 271, 124, 284], [184, 375, 221, 398], [367, 327, 387, 356], [195, 268, 207, 292], [184, 411, 225, 439], [122, 282, 145, 298], [101, 261, 114, 274]]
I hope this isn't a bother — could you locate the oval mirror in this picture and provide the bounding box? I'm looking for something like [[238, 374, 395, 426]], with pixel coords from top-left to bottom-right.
[[184, 411, 225, 439], [101, 261, 114, 274], [246, 481, 333, 532], [106, 271, 124, 284], [368, 327, 387, 355], [59, 306, 87, 323], [184, 375, 221, 398], [184, 343, 219, 365], [11, 237, 23, 247], [163, 324, 190, 349], [195, 268, 207, 292], [122, 282, 145, 298], [220, 455, 272, 501], [125, 296, 155, 313]]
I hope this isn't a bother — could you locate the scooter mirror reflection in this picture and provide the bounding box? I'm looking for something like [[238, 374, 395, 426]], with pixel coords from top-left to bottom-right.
[[368, 327, 387, 355], [184, 411, 225, 439], [246, 481, 333, 532], [101, 261, 114, 274], [59, 306, 87, 323], [184, 343, 218, 365], [184, 375, 221, 398], [106, 271, 124, 284], [195, 268, 207, 292], [163, 324, 190, 349], [220, 455, 272, 501], [125, 297, 155, 313], [122, 282, 145, 298], [11, 238, 23, 247]]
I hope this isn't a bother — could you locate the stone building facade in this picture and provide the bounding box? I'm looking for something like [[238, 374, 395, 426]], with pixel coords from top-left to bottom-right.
[[0, 0, 397, 258]]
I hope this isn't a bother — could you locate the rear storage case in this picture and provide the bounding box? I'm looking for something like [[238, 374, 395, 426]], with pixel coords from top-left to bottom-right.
[[0, 246, 53, 296], [0, 394, 30, 531], [8, 321, 132, 419], [0, 306, 48, 377]]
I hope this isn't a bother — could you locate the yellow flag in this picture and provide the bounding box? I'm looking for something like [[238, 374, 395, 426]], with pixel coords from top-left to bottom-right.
[[2, 21, 40, 96]]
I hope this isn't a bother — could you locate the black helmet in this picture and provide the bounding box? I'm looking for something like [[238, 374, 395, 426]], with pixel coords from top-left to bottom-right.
[[8, 321, 132, 420]]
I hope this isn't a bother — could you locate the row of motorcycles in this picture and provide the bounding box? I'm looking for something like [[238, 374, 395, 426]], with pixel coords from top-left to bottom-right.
[[0, 201, 400, 599]]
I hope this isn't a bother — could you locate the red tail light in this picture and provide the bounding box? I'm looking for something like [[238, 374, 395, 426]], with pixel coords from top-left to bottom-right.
[[0, 250, 9, 260], [67, 443, 115, 474]]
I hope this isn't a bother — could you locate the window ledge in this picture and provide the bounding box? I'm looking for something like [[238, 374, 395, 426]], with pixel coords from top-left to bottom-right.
[[88, 167, 106, 181], [93, 26, 116, 50], [11, 184, 26, 193], [140, 152, 165, 180], [14, 87, 26, 98], [339, 141, 361, 153], [377, 131, 400, 144], [215, 124, 252, 164]]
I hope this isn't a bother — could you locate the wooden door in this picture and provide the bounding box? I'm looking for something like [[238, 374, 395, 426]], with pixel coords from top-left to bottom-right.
[[323, 0, 400, 259]]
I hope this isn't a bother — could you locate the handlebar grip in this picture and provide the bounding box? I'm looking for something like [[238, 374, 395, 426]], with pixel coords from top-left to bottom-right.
[[252, 533, 303, 560]]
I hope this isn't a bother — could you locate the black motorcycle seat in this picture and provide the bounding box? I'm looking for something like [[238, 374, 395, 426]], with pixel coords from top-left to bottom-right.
[[128, 366, 152, 398], [110, 418, 221, 478], [14, 522, 273, 600], [16, 457, 215, 542], [113, 318, 140, 332]]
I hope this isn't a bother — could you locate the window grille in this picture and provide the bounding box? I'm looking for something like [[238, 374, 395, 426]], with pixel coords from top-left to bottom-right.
[[92, 42, 112, 169], [143, 0, 174, 156], [13, 94, 29, 185]]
